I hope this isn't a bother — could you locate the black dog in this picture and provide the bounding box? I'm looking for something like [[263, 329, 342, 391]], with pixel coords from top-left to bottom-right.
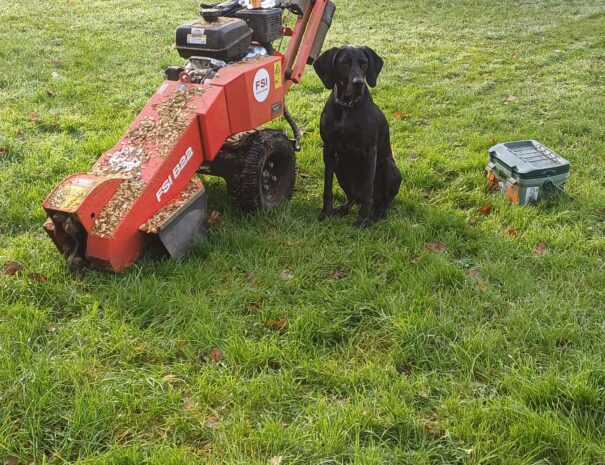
[[314, 45, 402, 227]]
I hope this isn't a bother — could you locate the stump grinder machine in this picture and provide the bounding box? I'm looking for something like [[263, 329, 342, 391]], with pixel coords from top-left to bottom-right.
[[43, 0, 335, 271]]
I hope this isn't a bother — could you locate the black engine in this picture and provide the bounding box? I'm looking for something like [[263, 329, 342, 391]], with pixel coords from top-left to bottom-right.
[[175, 4, 283, 62]]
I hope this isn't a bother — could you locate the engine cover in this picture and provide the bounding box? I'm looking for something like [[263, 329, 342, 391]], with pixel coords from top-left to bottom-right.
[[175, 17, 252, 61]]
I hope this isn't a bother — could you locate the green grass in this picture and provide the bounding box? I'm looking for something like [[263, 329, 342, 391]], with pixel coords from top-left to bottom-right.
[[2, 0, 605, 463]]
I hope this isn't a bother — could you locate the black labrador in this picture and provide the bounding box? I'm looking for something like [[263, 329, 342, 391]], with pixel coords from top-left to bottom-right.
[[314, 45, 402, 227]]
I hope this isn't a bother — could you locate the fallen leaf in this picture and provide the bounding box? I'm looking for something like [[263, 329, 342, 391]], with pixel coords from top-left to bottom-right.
[[51, 59, 63, 67], [279, 270, 294, 281], [7, 456, 19, 465], [208, 210, 221, 225], [396, 362, 413, 375], [268, 456, 284, 465], [504, 95, 518, 105], [477, 204, 493, 215], [3, 261, 24, 275], [505, 227, 518, 238], [209, 347, 223, 363], [267, 360, 281, 370], [205, 416, 220, 428], [426, 241, 446, 253], [596, 208, 604, 216], [263, 319, 288, 330], [0, 146, 8, 155], [299, 172, 309, 179], [490, 138, 498, 145], [28, 113, 40, 122], [183, 397, 199, 411], [468, 266, 481, 279], [394, 111, 408, 119], [28, 272, 49, 283], [46, 90, 55, 97], [162, 374, 179, 383], [423, 422, 441, 438], [535, 242, 548, 255], [409, 256, 421, 265], [326, 269, 345, 280]]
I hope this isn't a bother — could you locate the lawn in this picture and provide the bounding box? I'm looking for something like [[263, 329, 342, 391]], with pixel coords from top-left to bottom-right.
[[1, 0, 605, 463]]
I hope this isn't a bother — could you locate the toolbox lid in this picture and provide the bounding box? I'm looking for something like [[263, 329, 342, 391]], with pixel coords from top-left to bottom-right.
[[488, 140, 570, 179]]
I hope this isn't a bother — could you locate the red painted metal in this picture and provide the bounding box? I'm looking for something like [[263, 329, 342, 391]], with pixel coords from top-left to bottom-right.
[[43, 4, 330, 271]]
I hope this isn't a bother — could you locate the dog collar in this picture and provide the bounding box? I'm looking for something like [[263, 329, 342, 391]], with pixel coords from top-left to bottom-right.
[[334, 85, 362, 108]]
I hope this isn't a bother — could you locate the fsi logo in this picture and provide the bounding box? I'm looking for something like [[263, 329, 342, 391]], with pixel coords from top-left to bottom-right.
[[156, 147, 194, 203], [253, 68, 270, 103]]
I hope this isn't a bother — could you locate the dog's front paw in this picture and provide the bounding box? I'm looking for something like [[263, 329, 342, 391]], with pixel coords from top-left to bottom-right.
[[318, 209, 334, 221], [354, 216, 373, 228]]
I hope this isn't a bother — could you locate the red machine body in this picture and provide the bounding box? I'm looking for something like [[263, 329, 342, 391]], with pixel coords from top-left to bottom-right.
[[43, 0, 331, 271]]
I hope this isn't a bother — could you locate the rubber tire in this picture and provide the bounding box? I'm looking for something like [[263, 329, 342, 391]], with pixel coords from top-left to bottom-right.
[[228, 129, 296, 212]]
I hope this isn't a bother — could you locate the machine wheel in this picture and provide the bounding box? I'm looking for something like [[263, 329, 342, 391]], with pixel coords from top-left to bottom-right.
[[228, 129, 296, 212]]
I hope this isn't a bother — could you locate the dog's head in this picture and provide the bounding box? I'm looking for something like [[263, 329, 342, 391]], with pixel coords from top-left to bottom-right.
[[313, 45, 384, 101]]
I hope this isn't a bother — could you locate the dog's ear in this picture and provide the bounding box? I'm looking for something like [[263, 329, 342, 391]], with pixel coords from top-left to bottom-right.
[[314, 47, 339, 89], [363, 47, 384, 88]]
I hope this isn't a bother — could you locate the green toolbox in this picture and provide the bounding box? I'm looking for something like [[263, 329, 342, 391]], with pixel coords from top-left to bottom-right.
[[485, 140, 570, 205]]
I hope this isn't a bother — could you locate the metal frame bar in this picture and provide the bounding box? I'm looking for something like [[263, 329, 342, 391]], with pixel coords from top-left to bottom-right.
[[283, 0, 328, 91]]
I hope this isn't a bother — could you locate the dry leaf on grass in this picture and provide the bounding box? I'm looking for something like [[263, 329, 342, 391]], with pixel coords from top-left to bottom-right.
[[210, 347, 223, 363], [279, 270, 294, 281], [208, 210, 221, 226], [426, 241, 446, 253], [504, 95, 518, 105], [28, 113, 40, 121], [326, 270, 345, 280], [205, 416, 220, 428], [7, 456, 19, 465], [268, 456, 284, 465], [3, 261, 24, 275], [535, 242, 548, 255], [477, 204, 494, 215], [28, 272, 49, 283], [468, 266, 481, 279], [506, 227, 518, 238], [162, 374, 179, 383], [51, 59, 63, 67], [0, 147, 8, 155], [596, 208, 604, 216], [394, 111, 408, 119], [423, 422, 442, 438], [396, 362, 413, 375], [46, 90, 55, 97], [263, 319, 288, 331]]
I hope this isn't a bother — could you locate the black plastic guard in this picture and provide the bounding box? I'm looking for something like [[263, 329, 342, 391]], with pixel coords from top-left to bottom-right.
[[158, 189, 208, 259]]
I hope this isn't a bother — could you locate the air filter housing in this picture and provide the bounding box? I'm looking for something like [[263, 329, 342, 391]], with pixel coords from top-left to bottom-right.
[[175, 16, 252, 61], [234, 8, 283, 43]]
